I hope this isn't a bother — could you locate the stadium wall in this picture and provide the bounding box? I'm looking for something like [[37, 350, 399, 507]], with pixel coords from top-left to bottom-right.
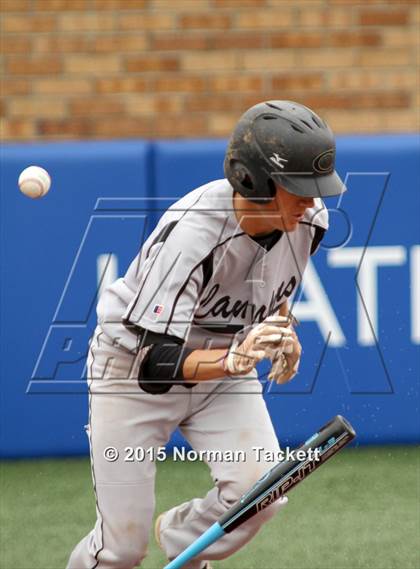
[[1, 0, 419, 141], [0, 133, 419, 457]]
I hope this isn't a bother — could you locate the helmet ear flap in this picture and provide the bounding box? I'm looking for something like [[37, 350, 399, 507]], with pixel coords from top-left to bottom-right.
[[229, 159, 254, 190], [267, 177, 277, 199], [226, 158, 275, 203]]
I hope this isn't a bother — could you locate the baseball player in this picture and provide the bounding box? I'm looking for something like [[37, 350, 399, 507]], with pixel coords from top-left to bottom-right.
[[67, 101, 345, 569]]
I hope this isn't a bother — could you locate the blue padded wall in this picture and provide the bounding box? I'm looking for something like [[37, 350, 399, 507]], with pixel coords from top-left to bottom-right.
[[1, 134, 418, 456], [1, 141, 152, 456]]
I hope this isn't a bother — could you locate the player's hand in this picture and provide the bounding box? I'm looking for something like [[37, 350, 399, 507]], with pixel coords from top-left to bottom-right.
[[224, 315, 294, 376], [266, 323, 301, 384]]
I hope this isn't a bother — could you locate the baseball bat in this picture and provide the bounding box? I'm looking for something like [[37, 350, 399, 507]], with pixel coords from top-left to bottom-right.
[[163, 415, 356, 569]]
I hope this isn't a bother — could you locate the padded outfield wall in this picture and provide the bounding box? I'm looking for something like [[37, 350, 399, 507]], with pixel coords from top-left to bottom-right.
[[0, 134, 419, 457]]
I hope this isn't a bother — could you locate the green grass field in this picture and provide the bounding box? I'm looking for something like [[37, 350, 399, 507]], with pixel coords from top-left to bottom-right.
[[1, 447, 419, 569]]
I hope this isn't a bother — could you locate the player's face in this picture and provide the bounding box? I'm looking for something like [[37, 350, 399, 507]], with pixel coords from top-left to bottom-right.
[[271, 184, 315, 232]]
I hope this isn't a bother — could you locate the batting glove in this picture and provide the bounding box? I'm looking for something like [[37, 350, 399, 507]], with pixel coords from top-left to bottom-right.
[[266, 318, 301, 384], [224, 315, 294, 376]]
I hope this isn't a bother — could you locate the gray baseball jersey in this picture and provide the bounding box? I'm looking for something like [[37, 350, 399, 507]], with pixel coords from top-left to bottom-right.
[[97, 179, 328, 352]]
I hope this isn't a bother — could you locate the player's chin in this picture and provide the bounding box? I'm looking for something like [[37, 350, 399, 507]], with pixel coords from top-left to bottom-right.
[[283, 218, 299, 232]]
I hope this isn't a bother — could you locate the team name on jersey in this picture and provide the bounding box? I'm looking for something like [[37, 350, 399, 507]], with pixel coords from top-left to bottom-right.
[[196, 275, 297, 324]]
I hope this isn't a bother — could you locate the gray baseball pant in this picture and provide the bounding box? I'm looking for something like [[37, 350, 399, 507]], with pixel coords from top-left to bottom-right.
[[67, 326, 285, 569]]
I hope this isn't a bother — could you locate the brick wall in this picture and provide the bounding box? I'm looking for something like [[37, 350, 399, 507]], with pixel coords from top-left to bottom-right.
[[1, 0, 418, 141]]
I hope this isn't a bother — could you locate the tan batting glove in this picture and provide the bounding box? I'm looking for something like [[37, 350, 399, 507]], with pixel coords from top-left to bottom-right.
[[265, 318, 302, 384], [224, 316, 294, 376]]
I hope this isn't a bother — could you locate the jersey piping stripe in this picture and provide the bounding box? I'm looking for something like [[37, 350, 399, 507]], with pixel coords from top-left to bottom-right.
[[200, 249, 214, 293], [310, 227, 326, 255], [124, 185, 216, 324], [298, 221, 326, 255], [146, 220, 178, 258], [87, 332, 105, 569], [164, 231, 246, 336], [192, 321, 244, 334], [298, 220, 325, 230]]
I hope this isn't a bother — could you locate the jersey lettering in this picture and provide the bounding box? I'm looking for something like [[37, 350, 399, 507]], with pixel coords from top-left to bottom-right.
[[196, 275, 297, 324]]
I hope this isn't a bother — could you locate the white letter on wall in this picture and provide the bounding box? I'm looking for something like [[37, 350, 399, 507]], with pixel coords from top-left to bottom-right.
[[328, 246, 406, 346], [97, 254, 118, 299], [411, 245, 420, 344]]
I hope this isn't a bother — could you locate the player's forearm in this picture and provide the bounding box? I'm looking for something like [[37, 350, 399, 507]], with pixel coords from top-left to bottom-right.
[[279, 301, 288, 317], [182, 349, 228, 382], [184, 306, 292, 382]]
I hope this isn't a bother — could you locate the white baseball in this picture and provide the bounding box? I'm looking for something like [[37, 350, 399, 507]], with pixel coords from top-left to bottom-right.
[[18, 166, 51, 199]]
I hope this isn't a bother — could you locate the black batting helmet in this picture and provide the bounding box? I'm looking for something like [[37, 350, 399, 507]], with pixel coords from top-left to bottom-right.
[[224, 100, 346, 203]]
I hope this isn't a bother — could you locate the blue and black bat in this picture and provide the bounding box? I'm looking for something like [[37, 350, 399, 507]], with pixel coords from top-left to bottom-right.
[[164, 415, 356, 569]]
